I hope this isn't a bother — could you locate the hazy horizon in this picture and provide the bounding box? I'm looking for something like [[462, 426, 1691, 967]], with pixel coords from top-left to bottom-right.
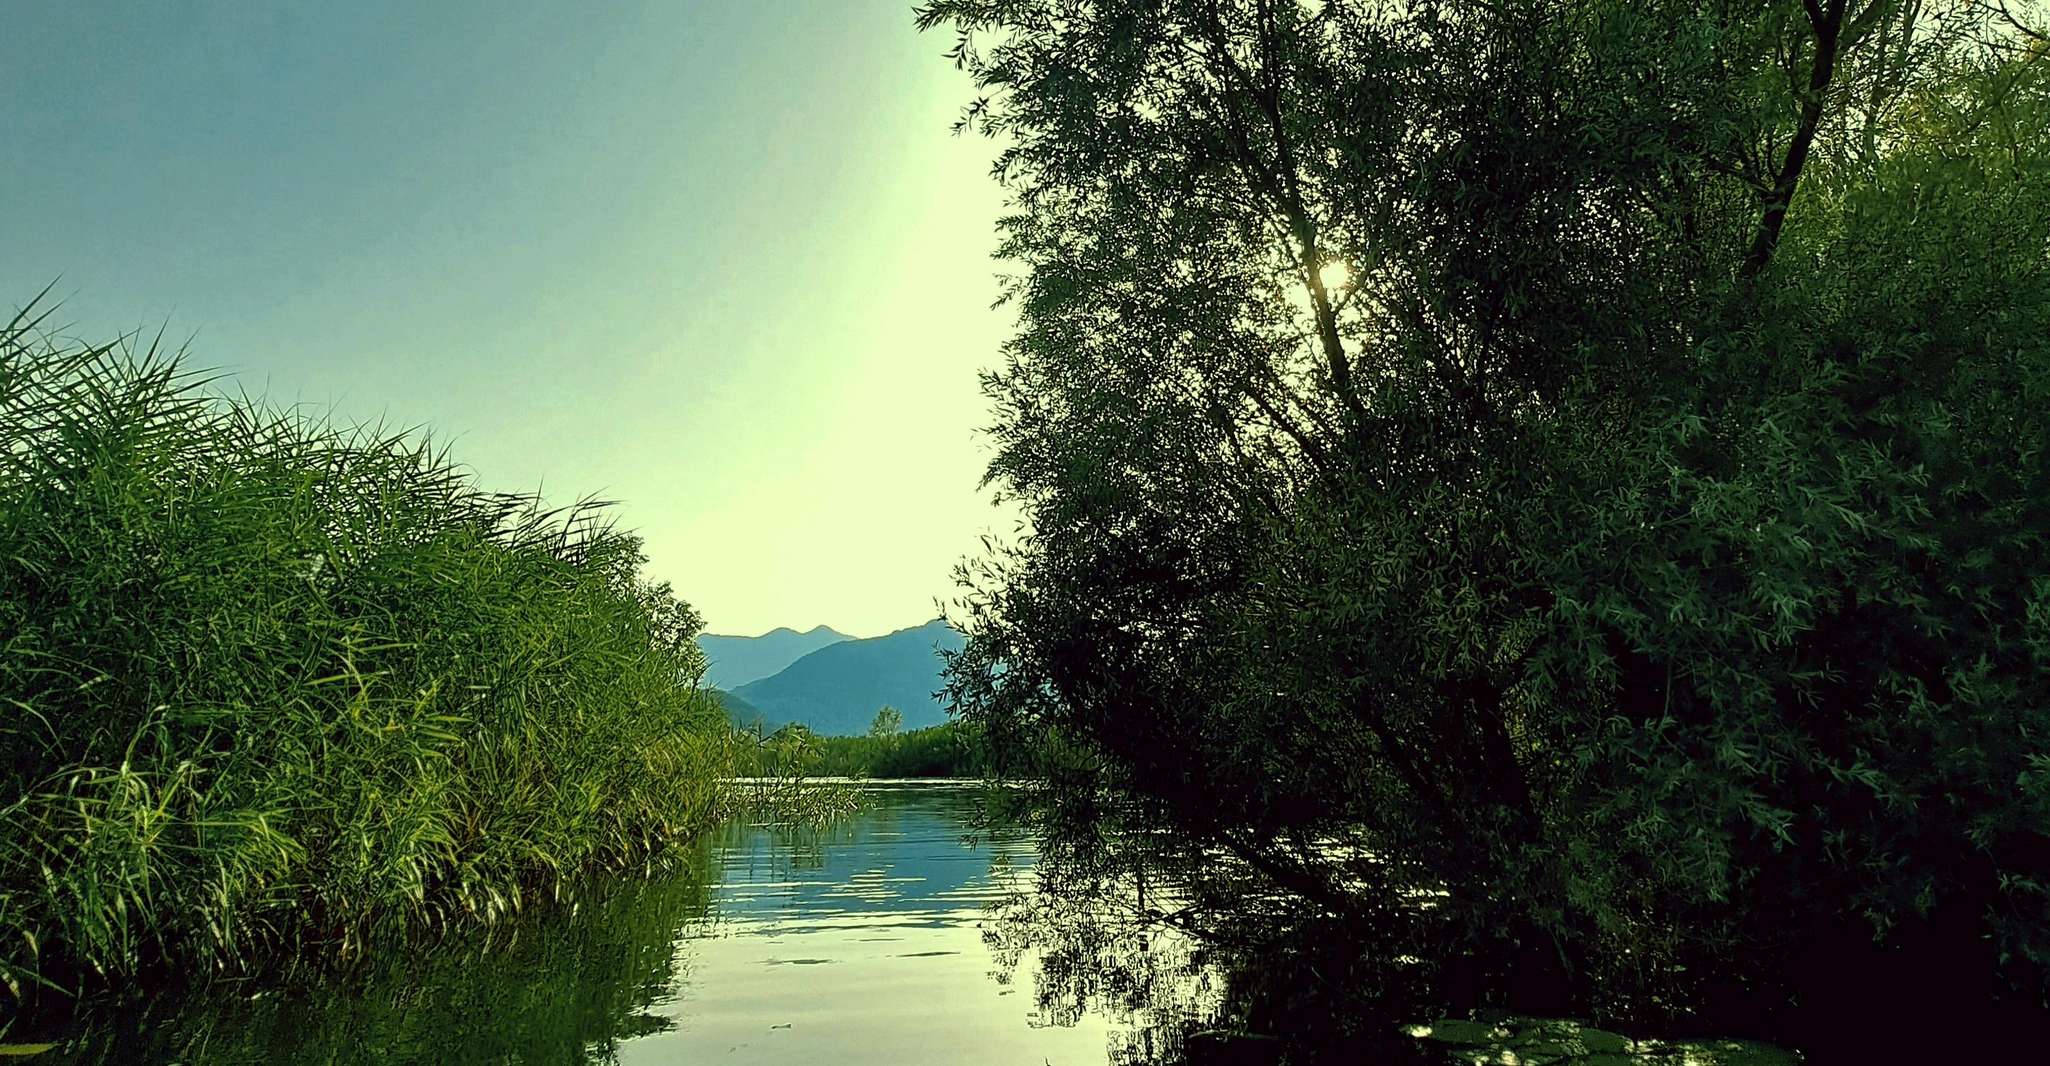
[[698, 618, 947, 643], [1, 0, 1016, 638]]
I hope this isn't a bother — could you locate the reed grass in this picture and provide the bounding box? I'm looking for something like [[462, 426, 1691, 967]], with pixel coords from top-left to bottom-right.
[[732, 776, 865, 824], [729, 726, 865, 823], [0, 299, 732, 1001]]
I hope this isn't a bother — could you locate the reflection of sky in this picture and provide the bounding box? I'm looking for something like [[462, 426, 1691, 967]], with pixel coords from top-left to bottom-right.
[[708, 785, 1027, 931], [618, 784, 1117, 1066]]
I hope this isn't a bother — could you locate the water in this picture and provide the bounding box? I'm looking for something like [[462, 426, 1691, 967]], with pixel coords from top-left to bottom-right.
[[16, 783, 1799, 1065], [614, 781, 1118, 1064], [28, 782, 1142, 1065]]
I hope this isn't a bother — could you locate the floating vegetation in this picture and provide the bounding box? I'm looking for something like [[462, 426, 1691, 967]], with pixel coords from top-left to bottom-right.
[[1410, 1016, 1799, 1065]]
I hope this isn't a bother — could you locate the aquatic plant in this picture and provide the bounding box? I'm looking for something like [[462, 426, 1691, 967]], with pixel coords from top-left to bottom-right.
[[0, 301, 731, 1000], [727, 725, 865, 822]]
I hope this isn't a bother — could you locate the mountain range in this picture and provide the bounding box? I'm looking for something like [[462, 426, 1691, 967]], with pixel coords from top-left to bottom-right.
[[698, 619, 965, 736], [696, 624, 850, 690]]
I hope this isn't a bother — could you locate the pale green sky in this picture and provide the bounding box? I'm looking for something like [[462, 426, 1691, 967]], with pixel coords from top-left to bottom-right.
[[2, 1, 1016, 638]]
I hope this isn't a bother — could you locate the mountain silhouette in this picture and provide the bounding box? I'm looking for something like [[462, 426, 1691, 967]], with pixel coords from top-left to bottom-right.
[[696, 624, 851, 690], [728, 619, 964, 735]]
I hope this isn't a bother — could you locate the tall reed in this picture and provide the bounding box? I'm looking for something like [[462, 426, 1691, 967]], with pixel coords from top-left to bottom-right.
[[0, 299, 731, 1000]]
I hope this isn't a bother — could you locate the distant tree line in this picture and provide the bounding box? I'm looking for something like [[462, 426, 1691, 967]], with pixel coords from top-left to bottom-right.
[[729, 708, 983, 779]]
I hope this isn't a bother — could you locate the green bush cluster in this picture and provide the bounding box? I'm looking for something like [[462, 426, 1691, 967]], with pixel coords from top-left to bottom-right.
[[0, 309, 730, 999], [728, 719, 981, 780], [814, 721, 983, 778]]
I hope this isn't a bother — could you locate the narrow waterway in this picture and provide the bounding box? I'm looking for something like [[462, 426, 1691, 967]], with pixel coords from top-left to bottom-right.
[[31, 782, 1153, 1065], [21, 782, 1800, 1065]]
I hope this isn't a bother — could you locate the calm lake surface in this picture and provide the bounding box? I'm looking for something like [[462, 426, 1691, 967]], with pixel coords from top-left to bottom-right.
[[26, 782, 1797, 1065], [36, 782, 1164, 1065]]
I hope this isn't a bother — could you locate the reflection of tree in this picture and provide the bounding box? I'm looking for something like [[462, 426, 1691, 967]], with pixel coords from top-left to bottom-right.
[[985, 878, 1209, 1048], [46, 844, 720, 1065], [986, 820, 1443, 1064]]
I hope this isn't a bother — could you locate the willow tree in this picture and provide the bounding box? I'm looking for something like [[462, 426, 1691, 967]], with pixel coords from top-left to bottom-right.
[[924, 0, 2050, 1040]]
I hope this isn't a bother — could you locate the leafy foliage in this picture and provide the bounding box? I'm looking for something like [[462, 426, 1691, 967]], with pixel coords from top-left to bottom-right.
[[819, 719, 982, 778], [730, 719, 984, 780], [922, 0, 2050, 1045], [0, 309, 731, 1000]]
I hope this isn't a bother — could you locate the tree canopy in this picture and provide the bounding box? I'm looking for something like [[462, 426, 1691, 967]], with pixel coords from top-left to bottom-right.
[[923, 0, 2050, 1049]]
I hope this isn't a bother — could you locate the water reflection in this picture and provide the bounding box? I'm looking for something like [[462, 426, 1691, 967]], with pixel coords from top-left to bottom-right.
[[42, 845, 720, 1064], [984, 889, 1221, 1066], [24, 783, 1796, 1064], [30, 783, 1164, 1065], [30, 783, 1809, 1065], [617, 781, 1120, 1064]]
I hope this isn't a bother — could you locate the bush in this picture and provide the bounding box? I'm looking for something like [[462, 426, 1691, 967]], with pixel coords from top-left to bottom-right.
[[727, 719, 983, 779], [816, 721, 984, 778], [0, 307, 730, 998]]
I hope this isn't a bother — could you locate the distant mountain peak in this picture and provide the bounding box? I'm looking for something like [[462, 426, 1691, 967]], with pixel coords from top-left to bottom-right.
[[696, 625, 854, 690], [729, 620, 966, 736], [704, 623, 853, 641]]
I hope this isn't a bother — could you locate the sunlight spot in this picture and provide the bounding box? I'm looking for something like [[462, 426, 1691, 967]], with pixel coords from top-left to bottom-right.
[[1318, 259, 1351, 293]]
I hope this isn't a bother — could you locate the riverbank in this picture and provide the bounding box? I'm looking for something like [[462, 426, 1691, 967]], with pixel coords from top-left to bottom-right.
[[0, 315, 731, 1003]]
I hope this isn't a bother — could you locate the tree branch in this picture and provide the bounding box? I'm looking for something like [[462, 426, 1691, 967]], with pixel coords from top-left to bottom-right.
[[1741, 0, 1851, 278], [1195, 9, 1369, 431]]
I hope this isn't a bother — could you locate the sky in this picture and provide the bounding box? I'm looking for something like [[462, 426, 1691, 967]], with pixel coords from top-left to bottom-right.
[[1, 1, 1018, 639]]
